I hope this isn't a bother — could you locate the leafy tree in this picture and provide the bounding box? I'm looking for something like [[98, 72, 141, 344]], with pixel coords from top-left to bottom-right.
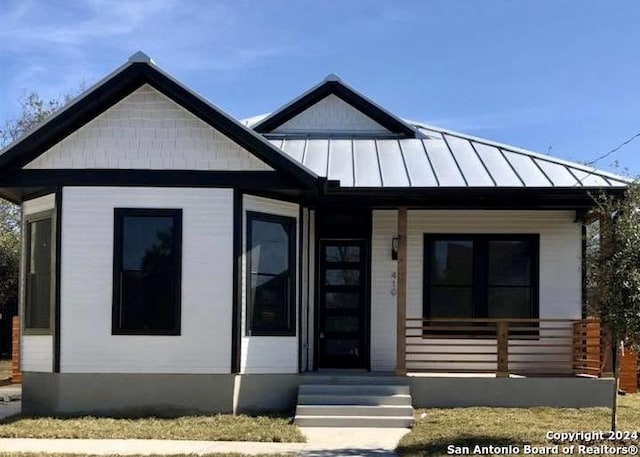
[[587, 182, 640, 430], [0, 91, 71, 355]]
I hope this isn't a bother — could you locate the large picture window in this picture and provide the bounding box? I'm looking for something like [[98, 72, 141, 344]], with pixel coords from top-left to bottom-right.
[[24, 213, 54, 332], [423, 234, 538, 322], [246, 211, 296, 336], [112, 208, 182, 335]]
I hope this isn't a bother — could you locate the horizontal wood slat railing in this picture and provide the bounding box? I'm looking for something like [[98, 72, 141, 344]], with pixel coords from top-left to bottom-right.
[[405, 317, 606, 377]]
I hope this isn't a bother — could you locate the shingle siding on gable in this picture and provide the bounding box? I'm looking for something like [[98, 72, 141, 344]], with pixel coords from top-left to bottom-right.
[[273, 94, 391, 134], [24, 85, 272, 171]]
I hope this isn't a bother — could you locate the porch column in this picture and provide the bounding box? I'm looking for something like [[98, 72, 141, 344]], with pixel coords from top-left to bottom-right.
[[395, 207, 408, 376]]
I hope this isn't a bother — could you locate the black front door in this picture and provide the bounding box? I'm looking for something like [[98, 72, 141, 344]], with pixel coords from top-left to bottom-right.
[[318, 239, 367, 369]]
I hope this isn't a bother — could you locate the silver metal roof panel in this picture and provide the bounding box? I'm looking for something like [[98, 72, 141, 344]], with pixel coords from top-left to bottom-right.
[[534, 158, 579, 187], [278, 139, 306, 162], [254, 118, 629, 189], [422, 136, 466, 187], [570, 169, 610, 187], [398, 139, 438, 186], [328, 139, 354, 186], [303, 139, 329, 176], [471, 142, 523, 187], [376, 140, 410, 187], [444, 135, 495, 187], [502, 150, 552, 186], [353, 140, 382, 187]]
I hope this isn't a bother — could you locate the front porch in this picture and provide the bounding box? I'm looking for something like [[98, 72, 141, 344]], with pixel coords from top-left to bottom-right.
[[305, 206, 597, 379], [381, 207, 606, 381]]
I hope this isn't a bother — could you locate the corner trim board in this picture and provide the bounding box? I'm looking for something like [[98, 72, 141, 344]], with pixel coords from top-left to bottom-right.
[[54, 188, 62, 372], [231, 190, 242, 373]]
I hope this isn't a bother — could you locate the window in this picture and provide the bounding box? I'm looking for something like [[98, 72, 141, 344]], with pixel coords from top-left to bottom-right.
[[246, 211, 296, 336], [423, 234, 538, 323], [112, 209, 182, 335], [24, 214, 54, 332]]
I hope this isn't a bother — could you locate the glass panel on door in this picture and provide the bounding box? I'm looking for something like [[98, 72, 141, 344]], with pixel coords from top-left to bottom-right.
[[318, 240, 367, 369]]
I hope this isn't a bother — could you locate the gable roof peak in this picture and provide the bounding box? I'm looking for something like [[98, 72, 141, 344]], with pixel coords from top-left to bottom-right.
[[128, 51, 154, 64], [323, 73, 342, 82], [252, 75, 418, 137], [0, 52, 320, 191]]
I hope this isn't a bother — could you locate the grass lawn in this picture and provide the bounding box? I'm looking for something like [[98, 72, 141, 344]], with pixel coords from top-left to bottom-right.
[[0, 414, 305, 443], [397, 394, 640, 457], [0, 359, 10, 382], [0, 455, 296, 457]]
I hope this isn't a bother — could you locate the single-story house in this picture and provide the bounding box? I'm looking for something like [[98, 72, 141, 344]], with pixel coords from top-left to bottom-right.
[[0, 52, 626, 425]]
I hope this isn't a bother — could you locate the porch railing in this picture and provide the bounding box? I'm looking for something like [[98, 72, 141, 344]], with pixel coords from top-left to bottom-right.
[[404, 317, 607, 377]]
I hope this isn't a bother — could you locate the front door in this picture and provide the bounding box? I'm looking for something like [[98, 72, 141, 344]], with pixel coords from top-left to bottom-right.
[[318, 239, 368, 369]]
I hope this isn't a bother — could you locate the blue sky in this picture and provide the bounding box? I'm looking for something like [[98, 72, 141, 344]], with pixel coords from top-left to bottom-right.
[[1, 0, 639, 176]]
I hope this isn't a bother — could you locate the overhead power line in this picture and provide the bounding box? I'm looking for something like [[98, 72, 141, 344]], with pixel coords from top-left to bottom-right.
[[574, 131, 640, 186], [585, 132, 640, 166]]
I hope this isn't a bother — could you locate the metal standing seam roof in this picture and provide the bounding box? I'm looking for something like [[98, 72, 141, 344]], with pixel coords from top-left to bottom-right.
[[253, 118, 630, 189]]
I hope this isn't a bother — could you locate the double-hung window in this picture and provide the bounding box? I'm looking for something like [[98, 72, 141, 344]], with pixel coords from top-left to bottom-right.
[[24, 213, 55, 332], [423, 234, 539, 324], [112, 208, 182, 335], [246, 211, 296, 336]]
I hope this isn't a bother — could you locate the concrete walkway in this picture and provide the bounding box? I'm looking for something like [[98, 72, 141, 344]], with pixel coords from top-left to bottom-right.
[[0, 383, 20, 421], [0, 383, 20, 401], [0, 428, 410, 456]]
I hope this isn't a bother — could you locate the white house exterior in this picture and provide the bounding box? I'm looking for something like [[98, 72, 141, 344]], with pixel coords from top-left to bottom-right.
[[0, 52, 625, 419]]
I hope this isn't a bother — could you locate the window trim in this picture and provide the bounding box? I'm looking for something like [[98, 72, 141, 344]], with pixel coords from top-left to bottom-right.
[[422, 233, 540, 327], [112, 208, 183, 336], [246, 211, 297, 337], [22, 210, 56, 335]]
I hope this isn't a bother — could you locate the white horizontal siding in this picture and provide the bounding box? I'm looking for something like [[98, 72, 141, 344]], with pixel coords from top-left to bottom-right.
[[20, 194, 56, 373], [25, 85, 271, 171], [60, 187, 234, 373], [273, 94, 390, 135], [404, 210, 582, 373], [371, 210, 397, 372], [241, 195, 299, 374], [21, 336, 53, 372]]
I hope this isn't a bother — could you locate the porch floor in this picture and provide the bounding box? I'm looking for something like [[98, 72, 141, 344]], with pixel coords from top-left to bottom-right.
[[407, 372, 600, 378]]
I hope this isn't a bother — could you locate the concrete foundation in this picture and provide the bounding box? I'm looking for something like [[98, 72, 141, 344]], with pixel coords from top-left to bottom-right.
[[21, 372, 615, 416], [22, 372, 299, 416], [409, 375, 615, 408], [22, 373, 235, 416]]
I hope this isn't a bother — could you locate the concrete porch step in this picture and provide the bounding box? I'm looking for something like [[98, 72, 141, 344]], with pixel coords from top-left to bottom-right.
[[296, 404, 414, 416], [299, 375, 406, 385], [294, 415, 415, 428], [298, 384, 410, 396], [295, 376, 414, 428], [297, 393, 412, 406]]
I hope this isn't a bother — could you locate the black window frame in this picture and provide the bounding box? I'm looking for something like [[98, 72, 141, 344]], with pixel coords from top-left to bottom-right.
[[246, 211, 297, 337], [112, 208, 183, 336], [423, 234, 539, 335], [23, 210, 55, 335]]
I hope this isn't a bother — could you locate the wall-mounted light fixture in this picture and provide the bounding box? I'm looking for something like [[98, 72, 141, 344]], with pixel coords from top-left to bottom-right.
[[391, 237, 398, 260]]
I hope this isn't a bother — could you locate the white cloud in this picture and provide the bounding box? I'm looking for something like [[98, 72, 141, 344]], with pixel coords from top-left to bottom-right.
[[0, 0, 297, 118]]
